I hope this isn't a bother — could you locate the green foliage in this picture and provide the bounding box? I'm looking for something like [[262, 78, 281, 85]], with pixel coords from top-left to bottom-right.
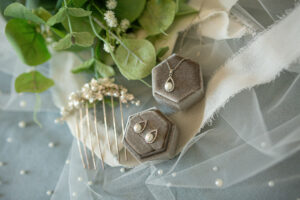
[[34, 7, 52, 22], [72, 58, 95, 73], [54, 32, 94, 50], [156, 46, 169, 58], [50, 27, 66, 38], [0, 0, 15, 19], [47, 7, 67, 26], [47, 7, 94, 33], [5, 19, 51, 66], [72, 32, 94, 47], [72, 58, 114, 77], [26, 0, 57, 11], [95, 60, 115, 77], [138, 0, 176, 35], [114, 39, 156, 80], [3, 0, 199, 95], [115, 0, 146, 22], [67, 7, 91, 17], [15, 71, 54, 93], [62, 15, 100, 36], [72, 0, 88, 8], [176, 0, 198, 16], [53, 33, 73, 50], [4, 2, 45, 24]]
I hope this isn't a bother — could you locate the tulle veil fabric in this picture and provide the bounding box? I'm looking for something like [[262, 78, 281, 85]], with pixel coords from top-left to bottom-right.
[[0, 0, 300, 199]]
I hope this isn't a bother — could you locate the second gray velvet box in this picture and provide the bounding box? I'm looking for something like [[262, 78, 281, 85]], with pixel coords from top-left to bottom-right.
[[123, 108, 178, 162], [152, 54, 204, 110]]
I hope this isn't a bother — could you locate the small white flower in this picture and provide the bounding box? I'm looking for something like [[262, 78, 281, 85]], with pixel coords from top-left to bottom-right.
[[120, 19, 130, 32], [106, 0, 117, 10], [104, 10, 118, 28], [103, 43, 115, 53]]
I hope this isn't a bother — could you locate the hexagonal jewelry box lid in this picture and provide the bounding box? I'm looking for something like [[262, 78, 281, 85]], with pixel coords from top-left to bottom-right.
[[123, 107, 179, 162], [152, 54, 204, 110]]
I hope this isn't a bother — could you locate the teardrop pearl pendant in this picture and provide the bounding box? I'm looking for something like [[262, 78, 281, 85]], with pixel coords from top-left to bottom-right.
[[164, 77, 175, 93], [144, 129, 158, 144], [133, 120, 147, 134]]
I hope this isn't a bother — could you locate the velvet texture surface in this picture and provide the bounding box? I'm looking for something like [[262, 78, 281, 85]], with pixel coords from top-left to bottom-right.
[[152, 54, 204, 110], [124, 108, 178, 162]]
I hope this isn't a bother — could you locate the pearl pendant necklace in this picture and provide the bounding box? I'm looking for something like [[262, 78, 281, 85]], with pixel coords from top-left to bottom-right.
[[164, 59, 186, 93], [164, 73, 175, 92]]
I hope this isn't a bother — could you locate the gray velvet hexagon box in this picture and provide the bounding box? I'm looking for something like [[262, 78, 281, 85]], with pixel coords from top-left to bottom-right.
[[152, 54, 204, 110], [123, 108, 178, 162]]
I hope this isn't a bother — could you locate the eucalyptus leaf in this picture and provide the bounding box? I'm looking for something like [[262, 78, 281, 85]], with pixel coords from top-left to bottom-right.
[[156, 46, 169, 58], [26, 0, 57, 11], [55, 0, 63, 10], [72, 0, 88, 7], [15, 71, 54, 93], [62, 15, 100, 35], [47, 7, 66, 26], [176, 0, 198, 16], [72, 32, 94, 47], [34, 7, 52, 22], [4, 2, 45, 24], [54, 32, 94, 50], [72, 58, 95, 73], [95, 60, 115, 77], [115, 0, 146, 22], [5, 19, 51, 66], [114, 39, 156, 80], [50, 27, 66, 38], [138, 0, 176, 35], [53, 33, 72, 50], [67, 7, 91, 17]]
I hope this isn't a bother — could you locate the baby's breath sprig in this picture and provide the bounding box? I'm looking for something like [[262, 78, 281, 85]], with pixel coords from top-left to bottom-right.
[[104, 10, 118, 28], [56, 78, 140, 123], [106, 0, 117, 10]]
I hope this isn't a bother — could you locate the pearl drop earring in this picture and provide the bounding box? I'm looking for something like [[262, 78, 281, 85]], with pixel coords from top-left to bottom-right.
[[133, 120, 147, 134], [144, 129, 158, 144]]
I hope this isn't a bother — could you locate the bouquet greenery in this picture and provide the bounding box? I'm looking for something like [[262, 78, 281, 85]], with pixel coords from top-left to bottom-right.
[[3, 0, 198, 94]]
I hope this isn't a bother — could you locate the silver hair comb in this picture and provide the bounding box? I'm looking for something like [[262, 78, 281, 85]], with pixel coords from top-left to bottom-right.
[[56, 78, 140, 170]]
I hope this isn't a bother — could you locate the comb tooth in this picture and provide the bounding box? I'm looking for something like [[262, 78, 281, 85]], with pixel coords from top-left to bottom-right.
[[75, 113, 86, 168], [93, 103, 105, 169], [102, 100, 111, 152], [80, 108, 90, 169], [119, 98, 127, 161], [86, 103, 96, 170], [111, 96, 119, 162]]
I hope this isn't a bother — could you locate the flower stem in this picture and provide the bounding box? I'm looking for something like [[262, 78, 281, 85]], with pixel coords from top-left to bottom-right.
[[89, 15, 106, 43], [92, 2, 104, 15], [139, 79, 152, 88], [92, 17, 145, 65], [33, 93, 42, 128], [63, 0, 73, 33]]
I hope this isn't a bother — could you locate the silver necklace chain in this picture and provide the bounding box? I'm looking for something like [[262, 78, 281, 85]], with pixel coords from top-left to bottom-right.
[[164, 58, 186, 92], [166, 58, 186, 76]]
